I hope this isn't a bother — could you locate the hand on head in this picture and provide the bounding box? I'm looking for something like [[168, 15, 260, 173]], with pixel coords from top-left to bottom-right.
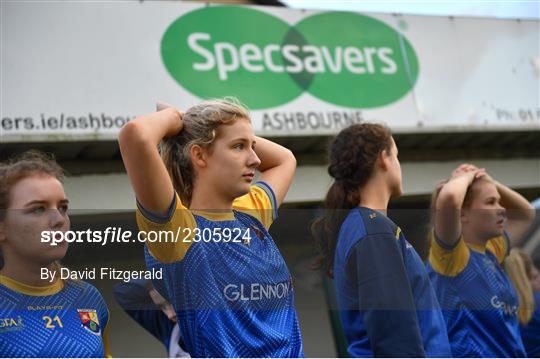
[[156, 101, 183, 122], [451, 163, 493, 183], [156, 101, 174, 111]]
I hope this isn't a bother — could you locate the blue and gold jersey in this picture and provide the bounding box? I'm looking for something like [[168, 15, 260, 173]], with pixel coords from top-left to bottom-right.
[[137, 182, 303, 358], [0, 275, 110, 357], [427, 231, 526, 357], [520, 291, 540, 357], [333, 207, 451, 357]]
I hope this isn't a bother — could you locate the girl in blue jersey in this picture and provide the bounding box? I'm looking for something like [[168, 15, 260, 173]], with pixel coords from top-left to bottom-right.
[[312, 124, 451, 357], [505, 248, 540, 357], [118, 99, 303, 357], [427, 164, 535, 357], [0, 151, 110, 357]]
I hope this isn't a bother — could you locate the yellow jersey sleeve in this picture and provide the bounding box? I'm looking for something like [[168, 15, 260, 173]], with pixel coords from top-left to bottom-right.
[[486, 235, 509, 264], [135, 192, 197, 264], [428, 229, 470, 277], [233, 182, 277, 230]]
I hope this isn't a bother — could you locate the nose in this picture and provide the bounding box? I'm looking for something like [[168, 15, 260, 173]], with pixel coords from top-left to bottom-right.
[[248, 148, 261, 168], [49, 208, 67, 229], [497, 204, 506, 218]]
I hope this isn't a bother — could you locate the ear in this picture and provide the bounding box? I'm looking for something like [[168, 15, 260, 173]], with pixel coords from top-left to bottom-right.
[[378, 148, 390, 171], [190, 144, 208, 169]]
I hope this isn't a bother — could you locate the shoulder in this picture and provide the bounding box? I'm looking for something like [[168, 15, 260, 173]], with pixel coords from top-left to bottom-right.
[[337, 208, 398, 261], [233, 182, 278, 229], [339, 207, 398, 243], [69, 280, 107, 308], [428, 230, 470, 277], [356, 207, 397, 236], [485, 234, 509, 264]]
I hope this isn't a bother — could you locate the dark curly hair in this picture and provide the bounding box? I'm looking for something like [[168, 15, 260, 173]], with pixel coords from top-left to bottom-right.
[[311, 123, 393, 277]]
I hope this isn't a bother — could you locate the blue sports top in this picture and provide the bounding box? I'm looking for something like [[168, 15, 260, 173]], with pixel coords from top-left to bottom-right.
[[520, 291, 540, 358], [0, 275, 110, 357], [427, 231, 526, 357], [333, 207, 451, 357], [136, 182, 303, 358]]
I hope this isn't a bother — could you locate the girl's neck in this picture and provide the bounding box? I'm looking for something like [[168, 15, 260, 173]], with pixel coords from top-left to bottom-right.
[[0, 259, 57, 287], [358, 179, 391, 215], [189, 186, 233, 211], [462, 228, 490, 252]]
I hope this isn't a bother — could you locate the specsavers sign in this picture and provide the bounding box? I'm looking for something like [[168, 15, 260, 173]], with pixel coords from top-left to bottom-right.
[[1, 2, 538, 142], [161, 7, 418, 109]]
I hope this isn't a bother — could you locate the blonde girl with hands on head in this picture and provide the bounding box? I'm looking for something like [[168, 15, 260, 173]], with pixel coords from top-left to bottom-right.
[[428, 163, 535, 357], [118, 99, 303, 358]]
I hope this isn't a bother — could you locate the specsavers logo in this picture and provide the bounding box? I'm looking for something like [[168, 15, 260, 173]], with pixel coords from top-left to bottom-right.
[[161, 7, 419, 109]]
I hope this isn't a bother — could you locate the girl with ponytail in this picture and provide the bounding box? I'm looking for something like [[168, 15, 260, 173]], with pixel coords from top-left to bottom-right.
[[312, 124, 451, 357], [118, 98, 302, 358]]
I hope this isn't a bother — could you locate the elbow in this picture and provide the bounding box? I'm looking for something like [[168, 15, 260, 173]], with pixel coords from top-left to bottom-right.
[[118, 120, 147, 150], [286, 148, 297, 170]]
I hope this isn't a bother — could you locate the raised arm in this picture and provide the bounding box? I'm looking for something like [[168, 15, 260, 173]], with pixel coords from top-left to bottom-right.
[[118, 107, 182, 214], [434, 164, 479, 247], [482, 174, 535, 247], [254, 136, 296, 207]]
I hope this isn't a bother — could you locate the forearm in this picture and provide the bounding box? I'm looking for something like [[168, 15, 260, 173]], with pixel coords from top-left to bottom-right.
[[253, 136, 296, 206], [434, 176, 471, 246], [120, 108, 182, 148], [118, 107, 181, 214], [494, 181, 534, 221], [436, 176, 470, 209], [254, 136, 296, 173]]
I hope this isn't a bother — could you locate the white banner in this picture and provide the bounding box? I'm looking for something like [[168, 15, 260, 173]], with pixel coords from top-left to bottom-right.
[[1, 1, 539, 143]]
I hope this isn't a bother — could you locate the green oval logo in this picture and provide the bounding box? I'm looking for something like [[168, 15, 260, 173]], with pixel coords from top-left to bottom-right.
[[161, 7, 419, 109], [293, 12, 419, 108], [161, 6, 303, 109]]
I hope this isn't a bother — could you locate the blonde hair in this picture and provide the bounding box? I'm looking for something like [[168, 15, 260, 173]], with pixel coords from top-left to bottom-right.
[[159, 97, 251, 205], [505, 248, 536, 325]]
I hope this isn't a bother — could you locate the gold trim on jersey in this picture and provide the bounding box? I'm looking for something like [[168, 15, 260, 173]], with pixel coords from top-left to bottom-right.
[[191, 209, 235, 221], [429, 229, 508, 276], [0, 275, 63, 296], [138, 185, 275, 264], [468, 242, 486, 254]]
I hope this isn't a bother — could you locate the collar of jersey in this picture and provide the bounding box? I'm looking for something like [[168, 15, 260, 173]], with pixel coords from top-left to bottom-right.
[[191, 209, 235, 221], [0, 274, 63, 296], [467, 241, 487, 254]]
